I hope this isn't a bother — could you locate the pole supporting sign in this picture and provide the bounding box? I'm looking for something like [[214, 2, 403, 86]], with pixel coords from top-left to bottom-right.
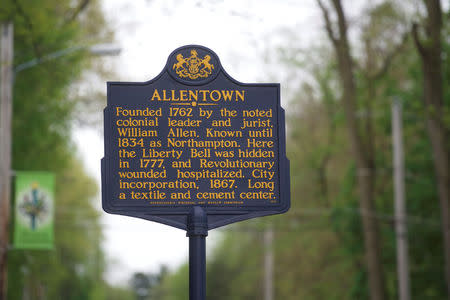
[[102, 45, 290, 229]]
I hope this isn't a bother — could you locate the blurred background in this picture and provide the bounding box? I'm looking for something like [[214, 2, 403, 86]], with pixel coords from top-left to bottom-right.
[[1, 0, 450, 299]]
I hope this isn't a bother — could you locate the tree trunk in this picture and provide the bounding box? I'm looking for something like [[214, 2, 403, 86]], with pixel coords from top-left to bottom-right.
[[337, 41, 387, 300], [317, 1, 387, 299], [412, 1, 450, 296], [423, 60, 450, 299]]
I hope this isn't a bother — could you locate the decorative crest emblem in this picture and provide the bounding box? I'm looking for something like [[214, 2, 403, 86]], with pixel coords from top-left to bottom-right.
[[172, 49, 214, 79]]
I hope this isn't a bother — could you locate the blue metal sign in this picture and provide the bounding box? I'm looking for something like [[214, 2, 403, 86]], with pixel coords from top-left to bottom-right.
[[102, 45, 290, 230]]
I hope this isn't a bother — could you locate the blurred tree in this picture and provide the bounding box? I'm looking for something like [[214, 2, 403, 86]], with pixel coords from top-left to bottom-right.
[[7, 159, 106, 299], [0, 0, 120, 298], [411, 1, 450, 297], [129, 266, 169, 300], [316, 0, 388, 298], [130, 272, 152, 300], [158, 263, 189, 300], [104, 286, 134, 300], [89, 1, 449, 300], [154, 1, 449, 299]]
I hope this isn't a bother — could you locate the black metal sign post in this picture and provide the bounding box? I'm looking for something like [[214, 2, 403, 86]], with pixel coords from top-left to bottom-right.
[[102, 45, 290, 299], [187, 206, 207, 300]]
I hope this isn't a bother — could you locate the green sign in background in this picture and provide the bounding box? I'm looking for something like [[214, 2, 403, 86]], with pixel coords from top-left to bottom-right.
[[13, 172, 54, 249]]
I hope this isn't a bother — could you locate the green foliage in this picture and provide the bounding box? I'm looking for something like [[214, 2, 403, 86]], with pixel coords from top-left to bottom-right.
[[104, 286, 134, 300], [206, 230, 264, 300], [158, 264, 189, 300], [146, 1, 449, 299], [7, 158, 105, 299], [1, 0, 125, 298]]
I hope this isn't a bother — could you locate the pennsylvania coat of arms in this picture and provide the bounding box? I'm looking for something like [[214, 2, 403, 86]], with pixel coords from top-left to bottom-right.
[[172, 49, 214, 80]]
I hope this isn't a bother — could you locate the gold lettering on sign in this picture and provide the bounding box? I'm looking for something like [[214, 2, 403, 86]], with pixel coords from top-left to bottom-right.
[[114, 96, 279, 205], [150, 89, 245, 103]]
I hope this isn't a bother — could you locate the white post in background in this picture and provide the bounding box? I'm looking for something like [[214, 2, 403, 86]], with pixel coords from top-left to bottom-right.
[[0, 22, 13, 300], [392, 98, 411, 300], [264, 226, 274, 300]]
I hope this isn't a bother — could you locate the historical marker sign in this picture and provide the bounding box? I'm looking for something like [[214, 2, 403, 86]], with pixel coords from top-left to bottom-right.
[[102, 45, 290, 230]]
